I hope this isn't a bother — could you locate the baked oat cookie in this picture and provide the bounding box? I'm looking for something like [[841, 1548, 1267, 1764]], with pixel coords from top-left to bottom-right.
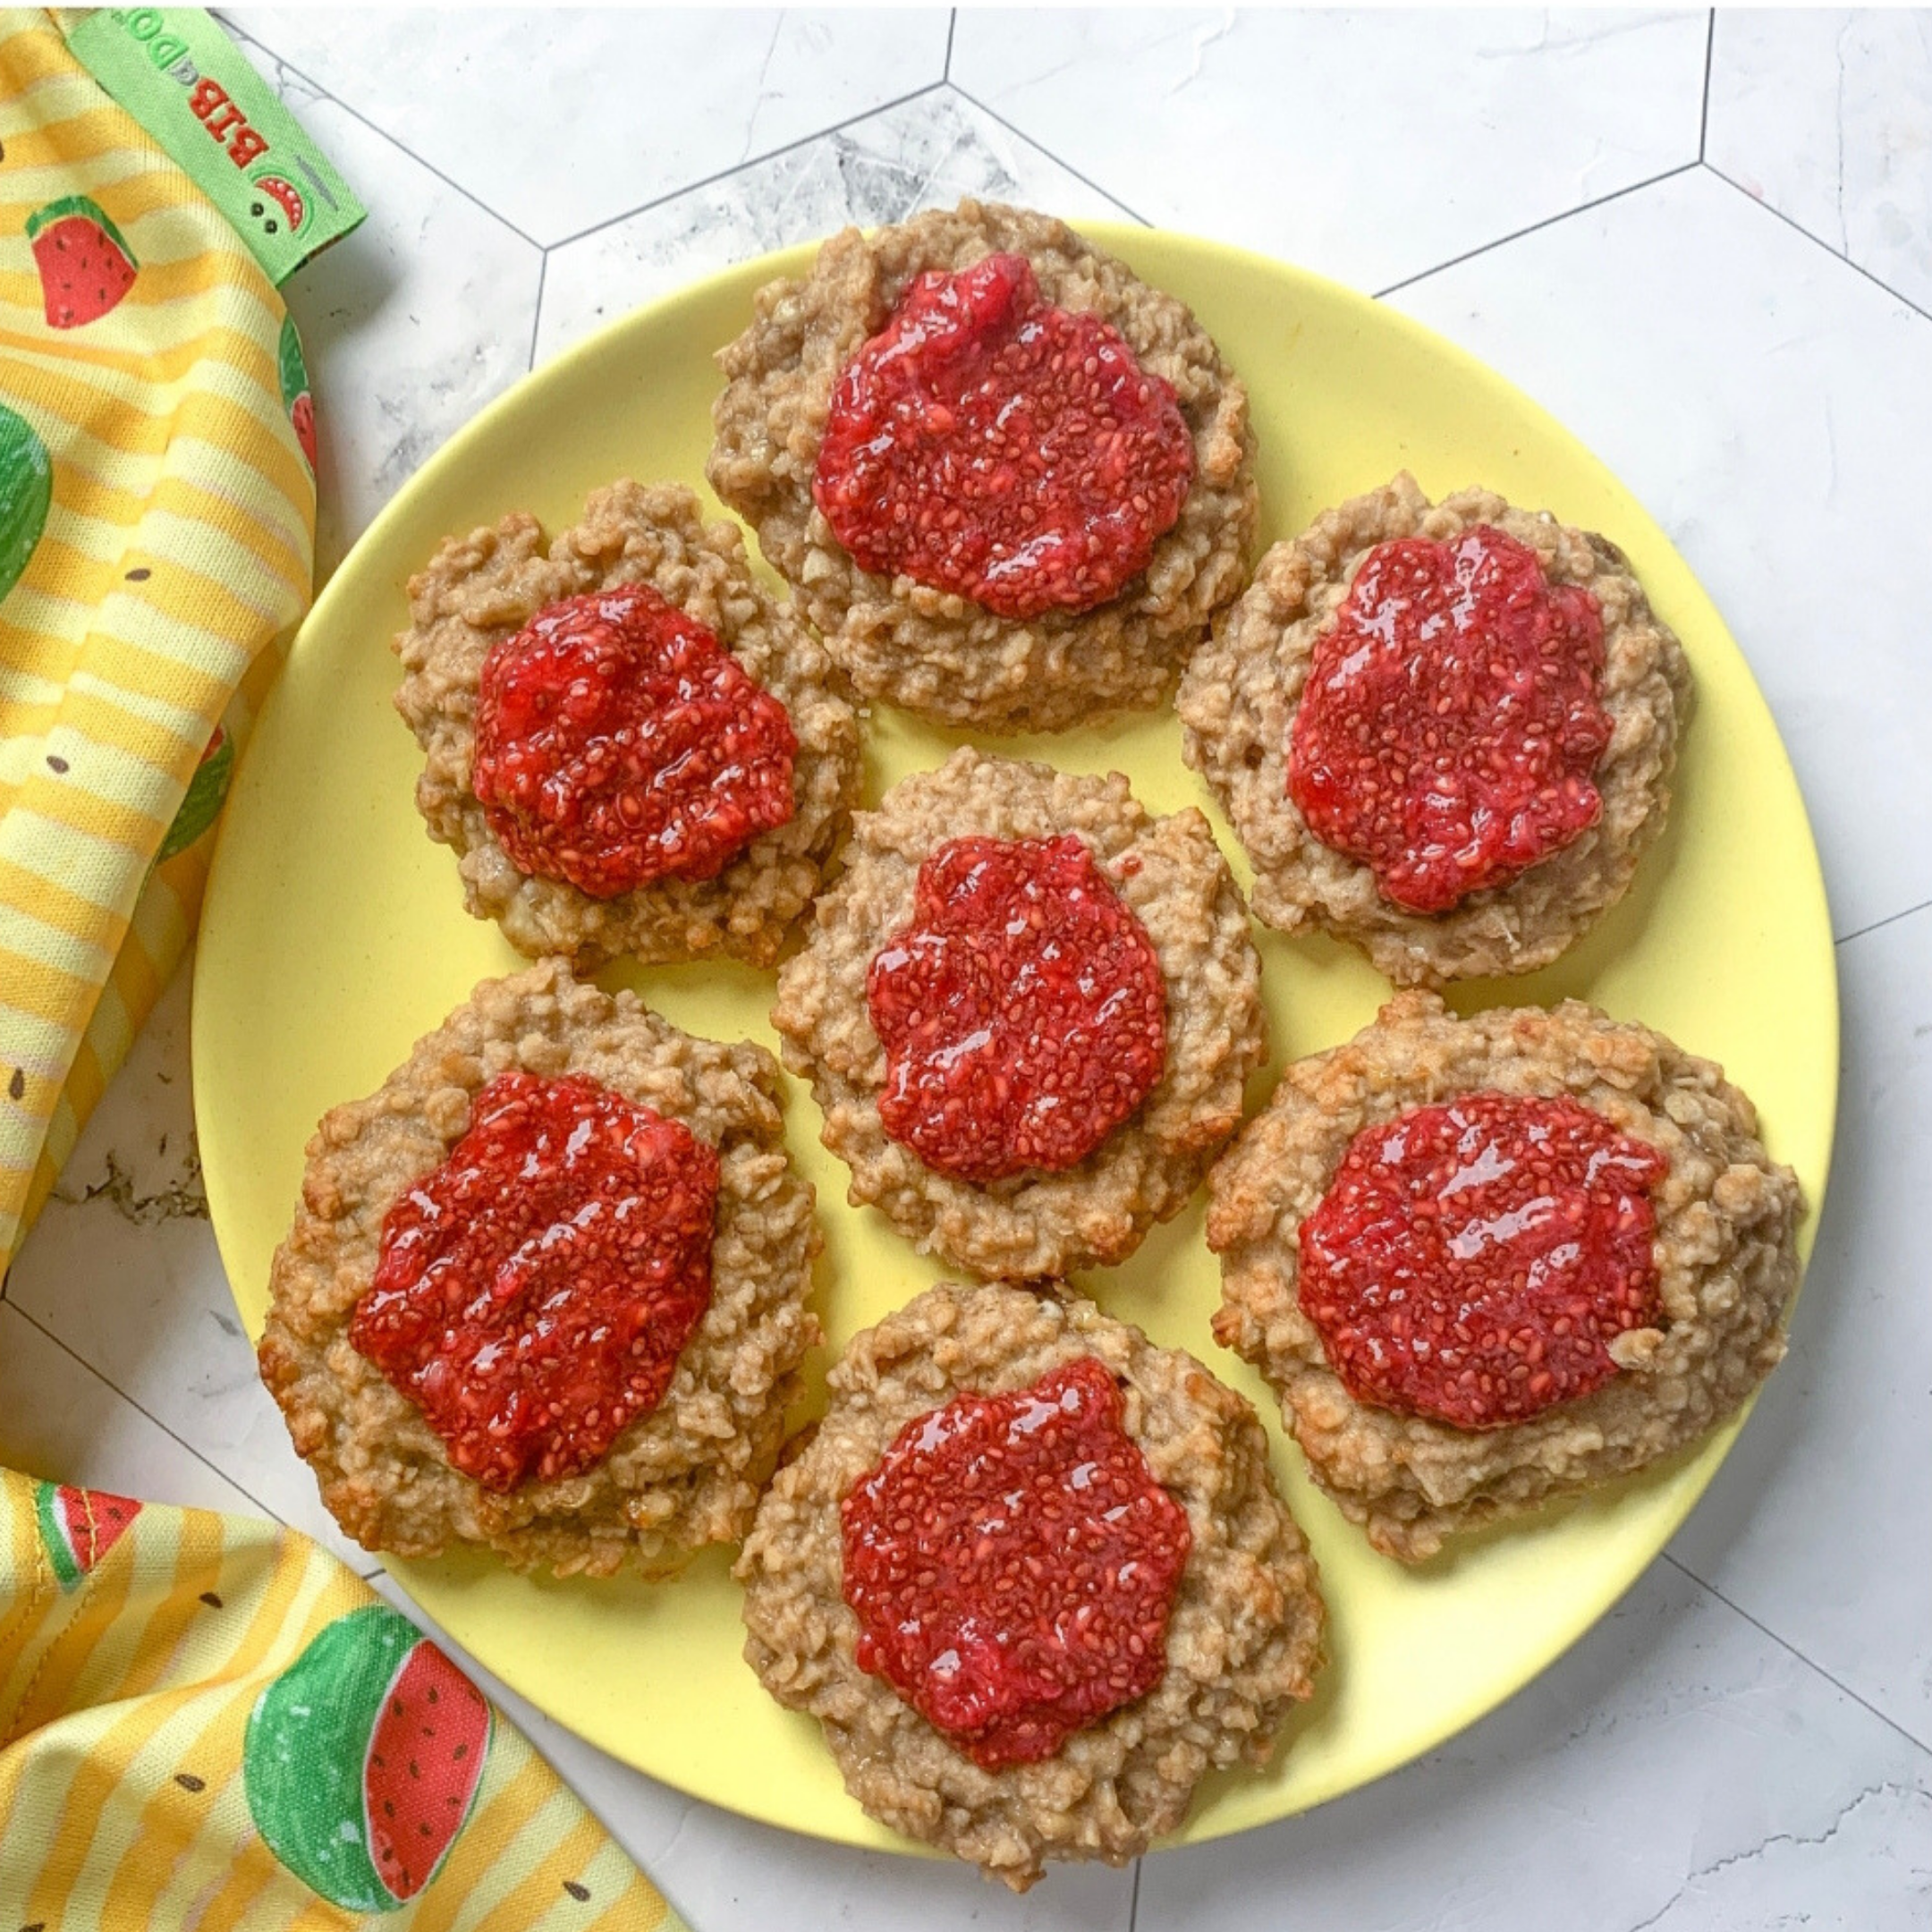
[[708, 199, 1257, 733], [1208, 992, 1801, 1562], [259, 961, 821, 1578], [772, 747, 1267, 1279], [1178, 473, 1690, 984], [738, 1281, 1324, 1890], [395, 478, 860, 969]]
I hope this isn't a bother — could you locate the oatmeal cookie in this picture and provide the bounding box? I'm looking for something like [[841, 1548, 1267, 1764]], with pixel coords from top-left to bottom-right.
[[395, 478, 860, 968], [708, 199, 1257, 733], [1208, 992, 1801, 1561], [772, 747, 1267, 1279], [738, 1281, 1324, 1889], [1178, 473, 1690, 983], [259, 961, 822, 1577]]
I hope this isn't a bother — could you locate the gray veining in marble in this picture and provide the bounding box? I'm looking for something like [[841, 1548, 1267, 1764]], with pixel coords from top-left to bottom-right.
[[538, 87, 1136, 366], [1707, 10, 1932, 319]]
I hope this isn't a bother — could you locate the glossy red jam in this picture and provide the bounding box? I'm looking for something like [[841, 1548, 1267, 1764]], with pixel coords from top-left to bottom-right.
[[1298, 1092, 1668, 1429], [471, 583, 797, 899], [866, 834, 1166, 1184], [1287, 527, 1612, 913], [811, 251, 1195, 619], [840, 1356, 1192, 1768], [351, 1071, 718, 1490]]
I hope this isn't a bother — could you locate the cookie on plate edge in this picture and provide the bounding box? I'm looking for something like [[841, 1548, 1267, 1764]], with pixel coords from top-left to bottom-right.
[[259, 960, 821, 1578], [1208, 991, 1801, 1561], [738, 1280, 1325, 1890], [395, 478, 860, 970], [1179, 472, 1690, 984], [709, 199, 1258, 733]]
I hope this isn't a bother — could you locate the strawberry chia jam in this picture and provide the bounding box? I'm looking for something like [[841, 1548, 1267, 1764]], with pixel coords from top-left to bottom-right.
[[471, 583, 797, 899], [811, 252, 1195, 620], [866, 834, 1167, 1184], [351, 1071, 719, 1490], [840, 1356, 1192, 1769], [1287, 527, 1612, 914], [1297, 1092, 1669, 1429]]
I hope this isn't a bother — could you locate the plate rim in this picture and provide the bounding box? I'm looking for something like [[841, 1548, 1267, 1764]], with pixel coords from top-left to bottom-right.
[[191, 219, 1841, 1853]]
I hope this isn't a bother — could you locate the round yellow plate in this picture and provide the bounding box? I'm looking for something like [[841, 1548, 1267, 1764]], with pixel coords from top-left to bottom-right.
[[193, 229, 1836, 1852]]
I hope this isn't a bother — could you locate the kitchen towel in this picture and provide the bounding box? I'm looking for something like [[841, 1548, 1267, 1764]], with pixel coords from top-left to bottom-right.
[[0, 1467, 687, 1927], [0, 5, 319, 1266]]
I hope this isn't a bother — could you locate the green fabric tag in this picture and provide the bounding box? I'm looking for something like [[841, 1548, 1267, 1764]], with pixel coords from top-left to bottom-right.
[[63, 7, 366, 285]]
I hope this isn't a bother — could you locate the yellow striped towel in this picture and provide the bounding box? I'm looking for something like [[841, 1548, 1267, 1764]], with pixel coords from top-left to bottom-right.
[[0, 6, 311, 1264], [0, 1467, 688, 1925]]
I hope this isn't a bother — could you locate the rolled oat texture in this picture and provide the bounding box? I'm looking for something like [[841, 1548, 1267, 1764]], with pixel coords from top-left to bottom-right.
[[708, 199, 1258, 733], [771, 745, 1267, 1280], [258, 960, 822, 1578], [1178, 472, 1690, 984], [394, 478, 861, 969], [1208, 991, 1801, 1560], [737, 1280, 1325, 1889]]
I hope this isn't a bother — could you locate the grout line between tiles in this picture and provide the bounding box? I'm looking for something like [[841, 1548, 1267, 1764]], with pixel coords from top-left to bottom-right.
[[1128, 1854, 1143, 1931], [4, 1301, 292, 1531], [1834, 894, 1932, 948], [219, 18, 547, 252], [1701, 161, 1932, 329], [539, 79, 953, 255], [1372, 160, 1702, 299], [528, 250, 549, 374], [944, 8, 957, 83], [945, 81, 1153, 227], [1662, 1553, 1932, 1760], [1699, 9, 1716, 162]]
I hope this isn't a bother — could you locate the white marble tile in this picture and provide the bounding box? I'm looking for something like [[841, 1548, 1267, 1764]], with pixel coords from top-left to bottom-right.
[[362, 1572, 1137, 1932], [1669, 905, 1932, 1744], [951, 9, 1708, 293], [1390, 165, 1932, 942], [1707, 10, 1932, 318], [0, 1302, 257, 1518], [224, 10, 953, 248], [4, 961, 381, 1577], [229, 29, 546, 583], [1136, 1560, 1932, 1932], [537, 86, 1139, 366]]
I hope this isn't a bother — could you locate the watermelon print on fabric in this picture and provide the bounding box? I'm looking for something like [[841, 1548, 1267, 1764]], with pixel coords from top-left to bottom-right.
[[0, 402, 52, 606], [0, 1465, 682, 1923], [278, 314, 317, 471], [27, 194, 139, 327], [157, 727, 236, 863], [33, 1480, 140, 1589], [243, 1601, 493, 1911], [254, 171, 308, 235]]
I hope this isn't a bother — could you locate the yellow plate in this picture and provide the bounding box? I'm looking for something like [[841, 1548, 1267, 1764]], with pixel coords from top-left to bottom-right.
[[193, 229, 1836, 1852]]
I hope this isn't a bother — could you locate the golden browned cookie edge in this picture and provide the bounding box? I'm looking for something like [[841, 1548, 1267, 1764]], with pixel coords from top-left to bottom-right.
[[736, 1279, 1325, 1889], [259, 960, 823, 1577]]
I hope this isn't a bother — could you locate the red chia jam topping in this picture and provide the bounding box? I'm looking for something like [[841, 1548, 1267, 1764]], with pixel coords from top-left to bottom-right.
[[1298, 1092, 1670, 1429], [840, 1356, 1192, 1769], [866, 834, 1167, 1184], [350, 1071, 719, 1491], [1286, 526, 1613, 914], [810, 251, 1196, 620], [471, 583, 797, 899]]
